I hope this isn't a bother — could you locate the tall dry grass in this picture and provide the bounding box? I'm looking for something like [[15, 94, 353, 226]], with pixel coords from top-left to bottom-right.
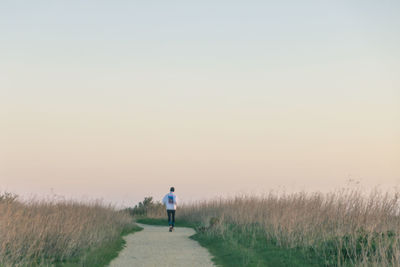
[[148, 189, 400, 266], [0, 192, 135, 267]]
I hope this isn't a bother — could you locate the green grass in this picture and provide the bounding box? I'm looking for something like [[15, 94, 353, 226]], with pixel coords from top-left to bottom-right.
[[192, 225, 323, 267], [136, 217, 198, 228], [138, 218, 323, 267], [56, 224, 143, 267]]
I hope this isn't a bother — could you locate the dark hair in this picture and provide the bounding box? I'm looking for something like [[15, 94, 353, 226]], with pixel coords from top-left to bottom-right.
[[170, 187, 175, 192]]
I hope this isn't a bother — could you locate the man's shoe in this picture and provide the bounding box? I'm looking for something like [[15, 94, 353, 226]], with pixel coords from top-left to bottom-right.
[[169, 226, 172, 232]]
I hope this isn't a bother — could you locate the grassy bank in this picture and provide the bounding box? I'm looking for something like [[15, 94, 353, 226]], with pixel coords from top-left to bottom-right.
[[58, 224, 142, 267], [145, 189, 400, 266], [0, 192, 140, 267]]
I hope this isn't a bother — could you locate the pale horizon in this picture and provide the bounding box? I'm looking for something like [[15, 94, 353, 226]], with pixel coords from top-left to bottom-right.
[[1, 1, 399, 205]]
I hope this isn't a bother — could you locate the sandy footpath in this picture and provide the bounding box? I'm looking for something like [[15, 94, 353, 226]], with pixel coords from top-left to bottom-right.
[[108, 223, 215, 267]]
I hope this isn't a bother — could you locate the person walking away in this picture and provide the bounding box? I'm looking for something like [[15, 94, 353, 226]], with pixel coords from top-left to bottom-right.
[[162, 187, 178, 232]]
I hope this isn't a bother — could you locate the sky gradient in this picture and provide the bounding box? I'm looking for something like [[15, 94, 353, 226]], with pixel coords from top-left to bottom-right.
[[1, 1, 399, 205]]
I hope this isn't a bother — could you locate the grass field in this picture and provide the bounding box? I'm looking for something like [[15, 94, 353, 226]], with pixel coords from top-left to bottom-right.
[[145, 189, 400, 267], [2, 189, 399, 266], [0, 192, 140, 267]]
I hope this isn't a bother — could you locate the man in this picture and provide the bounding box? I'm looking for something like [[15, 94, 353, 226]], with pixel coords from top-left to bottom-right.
[[162, 187, 178, 232]]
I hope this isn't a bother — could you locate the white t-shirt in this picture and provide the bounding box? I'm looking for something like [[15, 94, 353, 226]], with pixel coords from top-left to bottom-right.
[[162, 192, 178, 210]]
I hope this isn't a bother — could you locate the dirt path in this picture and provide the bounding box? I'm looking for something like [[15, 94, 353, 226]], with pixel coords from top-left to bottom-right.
[[108, 223, 215, 267]]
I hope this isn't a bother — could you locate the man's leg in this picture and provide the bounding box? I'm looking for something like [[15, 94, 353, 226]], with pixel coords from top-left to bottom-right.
[[167, 210, 172, 226], [171, 210, 175, 227]]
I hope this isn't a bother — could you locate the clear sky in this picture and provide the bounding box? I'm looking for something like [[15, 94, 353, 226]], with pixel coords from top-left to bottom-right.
[[1, 1, 399, 205]]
